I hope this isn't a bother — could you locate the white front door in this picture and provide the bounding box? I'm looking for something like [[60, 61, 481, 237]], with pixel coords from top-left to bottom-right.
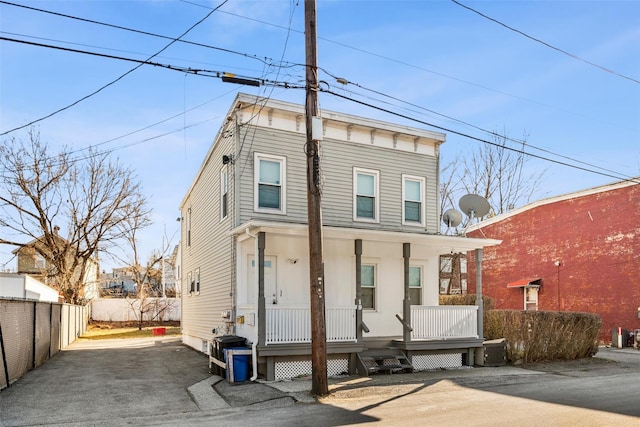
[[248, 256, 278, 305]]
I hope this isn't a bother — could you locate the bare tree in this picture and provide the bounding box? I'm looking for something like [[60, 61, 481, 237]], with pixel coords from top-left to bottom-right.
[[438, 130, 546, 294], [112, 201, 175, 329], [440, 130, 546, 233], [0, 129, 147, 304]]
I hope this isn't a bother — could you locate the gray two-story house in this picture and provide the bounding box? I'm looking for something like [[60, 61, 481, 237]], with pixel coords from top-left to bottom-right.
[[179, 93, 499, 380]]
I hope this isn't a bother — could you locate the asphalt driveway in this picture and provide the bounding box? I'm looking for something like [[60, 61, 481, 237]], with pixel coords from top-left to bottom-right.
[[0, 337, 211, 426], [2, 337, 640, 426]]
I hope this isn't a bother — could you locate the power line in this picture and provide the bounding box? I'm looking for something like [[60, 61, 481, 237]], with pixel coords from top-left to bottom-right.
[[0, 0, 230, 136], [0, 0, 274, 66], [326, 75, 634, 181], [450, 0, 639, 84], [321, 88, 640, 185], [181, 0, 634, 132]]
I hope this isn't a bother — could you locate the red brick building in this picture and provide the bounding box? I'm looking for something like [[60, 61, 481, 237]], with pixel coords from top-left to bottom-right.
[[466, 179, 640, 343]]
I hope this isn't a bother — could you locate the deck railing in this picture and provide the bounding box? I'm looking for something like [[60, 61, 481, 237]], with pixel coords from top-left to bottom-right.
[[410, 305, 478, 339], [265, 305, 477, 344], [265, 306, 356, 345]]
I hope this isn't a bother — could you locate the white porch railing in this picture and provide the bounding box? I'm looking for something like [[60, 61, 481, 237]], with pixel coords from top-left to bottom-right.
[[410, 305, 478, 339], [265, 306, 356, 345]]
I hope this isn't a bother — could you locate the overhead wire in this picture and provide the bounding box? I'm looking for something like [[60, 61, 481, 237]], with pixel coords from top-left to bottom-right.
[[181, 0, 636, 133], [0, 0, 230, 136], [0, 0, 275, 66], [0, 36, 300, 88], [1, 1, 635, 185], [320, 88, 640, 185], [450, 0, 640, 84], [325, 73, 635, 181]]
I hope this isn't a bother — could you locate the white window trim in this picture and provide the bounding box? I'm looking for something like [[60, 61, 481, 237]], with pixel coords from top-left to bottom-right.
[[402, 174, 426, 227], [254, 153, 287, 215], [353, 167, 380, 223], [220, 165, 229, 220], [409, 264, 423, 305], [360, 262, 377, 311]]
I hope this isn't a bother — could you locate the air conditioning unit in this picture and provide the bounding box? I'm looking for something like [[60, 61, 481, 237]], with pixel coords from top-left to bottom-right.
[[475, 339, 507, 366]]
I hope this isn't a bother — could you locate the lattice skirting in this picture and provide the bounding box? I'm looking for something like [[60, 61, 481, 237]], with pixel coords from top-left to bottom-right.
[[411, 353, 462, 371], [274, 357, 349, 381]]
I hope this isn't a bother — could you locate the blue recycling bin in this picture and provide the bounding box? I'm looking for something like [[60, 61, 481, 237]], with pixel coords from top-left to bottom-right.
[[224, 347, 250, 382]]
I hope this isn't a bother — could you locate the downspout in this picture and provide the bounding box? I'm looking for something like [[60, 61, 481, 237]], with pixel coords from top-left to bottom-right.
[[354, 239, 363, 341], [475, 248, 484, 341], [244, 227, 260, 381]]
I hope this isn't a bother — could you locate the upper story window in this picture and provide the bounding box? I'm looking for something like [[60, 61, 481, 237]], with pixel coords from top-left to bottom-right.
[[353, 168, 380, 222], [402, 175, 425, 226], [254, 153, 286, 214], [34, 254, 46, 269], [220, 166, 229, 219]]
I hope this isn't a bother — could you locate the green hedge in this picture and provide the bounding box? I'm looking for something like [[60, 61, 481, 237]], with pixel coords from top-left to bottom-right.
[[485, 310, 601, 363]]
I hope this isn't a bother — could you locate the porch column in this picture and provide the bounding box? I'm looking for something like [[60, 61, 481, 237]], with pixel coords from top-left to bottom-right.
[[258, 232, 266, 346], [354, 239, 363, 342], [475, 248, 484, 341], [403, 243, 411, 342]]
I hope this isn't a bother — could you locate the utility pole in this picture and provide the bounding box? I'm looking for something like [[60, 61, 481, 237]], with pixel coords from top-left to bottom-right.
[[304, 0, 328, 396]]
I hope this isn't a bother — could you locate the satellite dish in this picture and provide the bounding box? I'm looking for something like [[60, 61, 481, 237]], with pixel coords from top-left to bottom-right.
[[459, 194, 490, 219], [442, 209, 462, 228]]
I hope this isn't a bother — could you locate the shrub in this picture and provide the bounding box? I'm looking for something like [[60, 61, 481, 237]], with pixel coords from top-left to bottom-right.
[[485, 310, 601, 364], [439, 294, 495, 311]]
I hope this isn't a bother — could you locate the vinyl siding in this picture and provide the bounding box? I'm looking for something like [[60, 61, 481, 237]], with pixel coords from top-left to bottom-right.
[[180, 94, 443, 349], [235, 125, 439, 233], [180, 124, 237, 344], [236, 126, 309, 224]]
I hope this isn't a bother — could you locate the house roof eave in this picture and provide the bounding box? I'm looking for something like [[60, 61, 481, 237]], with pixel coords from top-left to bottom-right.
[[230, 220, 501, 252]]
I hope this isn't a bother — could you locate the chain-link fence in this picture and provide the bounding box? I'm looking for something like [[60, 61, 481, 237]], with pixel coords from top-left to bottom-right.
[[0, 299, 88, 390]]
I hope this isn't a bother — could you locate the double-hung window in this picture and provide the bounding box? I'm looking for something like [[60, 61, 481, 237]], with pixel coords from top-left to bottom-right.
[[361, 264, 376, 310], [409, 265, 422, 305], [254, 153, 286, 214], [220, 166, 229, 219], [402, 175, 425, 226], [354, 168, 379, 222], [194, 268, 200, 293]]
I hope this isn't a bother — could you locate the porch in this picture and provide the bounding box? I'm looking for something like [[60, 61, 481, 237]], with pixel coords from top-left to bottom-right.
[[264, 304, 479, 345], [257, 304, 481, 379]]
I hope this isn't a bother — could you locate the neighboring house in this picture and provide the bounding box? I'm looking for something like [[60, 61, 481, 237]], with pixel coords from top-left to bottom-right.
[[100, 267, 139, 296], [466, 179, 640, 343], [101, 253, 179, 298], [0, 272, 60, 302], [180, 93, 500, 380], [12, 232, 99, 302]]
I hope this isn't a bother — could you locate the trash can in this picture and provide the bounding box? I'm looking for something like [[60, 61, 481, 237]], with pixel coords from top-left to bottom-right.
[[212, 335, 246, 375], [224, 347, 251, 382]]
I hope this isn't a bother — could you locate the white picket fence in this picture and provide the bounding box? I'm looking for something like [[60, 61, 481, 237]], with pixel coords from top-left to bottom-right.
[[91, 298, 181, 322]]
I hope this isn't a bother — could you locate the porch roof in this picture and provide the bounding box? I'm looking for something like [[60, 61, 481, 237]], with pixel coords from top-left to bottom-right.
[[231, 220, 501, 252]]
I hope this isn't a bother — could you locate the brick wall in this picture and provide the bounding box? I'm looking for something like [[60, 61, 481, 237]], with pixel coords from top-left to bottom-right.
[[467, 182, 640, 343]]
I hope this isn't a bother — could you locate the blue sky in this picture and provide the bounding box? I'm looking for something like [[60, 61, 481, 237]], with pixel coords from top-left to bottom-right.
[[1, 0, 638, 270]]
